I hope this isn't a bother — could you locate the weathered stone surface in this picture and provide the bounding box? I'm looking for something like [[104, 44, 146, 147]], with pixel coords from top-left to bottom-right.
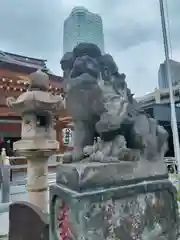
[[56, 161, 168, 191], [14, 139, 59, 150], [66, 73, 104, 121], [55, 43, 177, 239], [50, 175, 179, 240], [9, 201, 49, 240], [6, 70, 63, 157], [28, 70, 49, 91], [60, 52, 74, 71], [73, 42, 102, 58], [98, 54, 119, 77], [7, 70, 64, 114], [60, 43, 168, 163]]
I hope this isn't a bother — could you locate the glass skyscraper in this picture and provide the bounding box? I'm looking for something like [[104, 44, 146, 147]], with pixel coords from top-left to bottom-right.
[[158, 60, 180, 89], [63, 7, 104, 54]]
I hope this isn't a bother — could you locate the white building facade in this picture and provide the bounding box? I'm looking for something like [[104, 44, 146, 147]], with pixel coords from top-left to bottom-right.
[[136, 85, 180, 108], [63, 7, 104, 54]]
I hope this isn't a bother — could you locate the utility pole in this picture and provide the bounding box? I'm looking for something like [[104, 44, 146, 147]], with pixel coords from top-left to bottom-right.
[[159, 0, 180, 176]]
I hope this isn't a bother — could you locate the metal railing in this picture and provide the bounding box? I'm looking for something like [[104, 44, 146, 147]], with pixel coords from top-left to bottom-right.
[[0, 149, 10, 203], [0, 150, 62, 204]]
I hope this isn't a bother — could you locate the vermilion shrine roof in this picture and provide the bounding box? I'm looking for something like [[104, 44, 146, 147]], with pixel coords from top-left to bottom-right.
[[0, 50, 48, 69]]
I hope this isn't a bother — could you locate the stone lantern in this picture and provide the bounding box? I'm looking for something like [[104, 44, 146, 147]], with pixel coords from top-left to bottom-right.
[[7, 70, 64, 213]]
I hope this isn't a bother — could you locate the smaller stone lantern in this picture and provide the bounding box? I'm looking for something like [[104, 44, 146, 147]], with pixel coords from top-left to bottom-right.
[[7, 70, 64, 213]]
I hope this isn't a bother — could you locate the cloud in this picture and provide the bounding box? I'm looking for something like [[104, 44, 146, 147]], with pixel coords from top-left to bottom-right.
[[0, 0, 179, 96]]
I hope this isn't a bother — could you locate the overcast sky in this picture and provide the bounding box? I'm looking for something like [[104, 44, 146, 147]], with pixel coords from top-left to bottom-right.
[[0, 0, 179, 96]]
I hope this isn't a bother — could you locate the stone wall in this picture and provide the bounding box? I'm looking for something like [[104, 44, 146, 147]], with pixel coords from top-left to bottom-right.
[[50, 162, 180, 240]]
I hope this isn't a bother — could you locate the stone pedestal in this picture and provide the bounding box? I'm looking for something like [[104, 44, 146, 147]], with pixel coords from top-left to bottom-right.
[[50, 161, 179, 239]]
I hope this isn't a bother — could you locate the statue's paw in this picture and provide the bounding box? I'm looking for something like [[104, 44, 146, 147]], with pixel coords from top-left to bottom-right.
[[72, 151, 85, 162], [63, 150, 86, 163], [83, 145, 94, 157], [6, 97, 16, 107], [118, 148, 141, 162], [63, 152, 73, 163]]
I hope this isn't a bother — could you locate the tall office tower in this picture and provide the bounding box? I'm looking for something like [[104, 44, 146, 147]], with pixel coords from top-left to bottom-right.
[[63, 6, 104, 54], [158, 59, 180, 89]]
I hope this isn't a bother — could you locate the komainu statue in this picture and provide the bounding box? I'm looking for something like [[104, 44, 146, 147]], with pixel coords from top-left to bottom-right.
[[60, 43, 168, 163]]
